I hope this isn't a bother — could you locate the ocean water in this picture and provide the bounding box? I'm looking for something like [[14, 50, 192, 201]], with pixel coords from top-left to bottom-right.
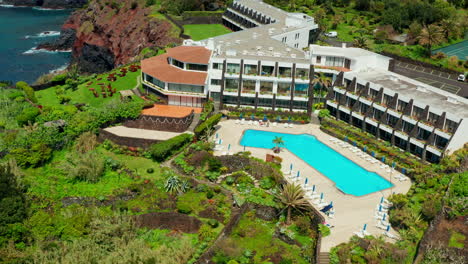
[[0, 5, 72, 84], [240, 129, 393, 196]]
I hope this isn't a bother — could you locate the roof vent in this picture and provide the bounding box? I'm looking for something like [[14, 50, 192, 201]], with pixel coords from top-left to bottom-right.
[[268, 47, 274, 51], [447, 96, 459, 104], [257, 51, 264, 56], [286, 48, 291, 52], [242, 50, 248, 55], [256, 46, 262, 51]]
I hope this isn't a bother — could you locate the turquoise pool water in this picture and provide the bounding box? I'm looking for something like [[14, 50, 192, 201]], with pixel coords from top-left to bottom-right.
[[240, 130, 393, 196]]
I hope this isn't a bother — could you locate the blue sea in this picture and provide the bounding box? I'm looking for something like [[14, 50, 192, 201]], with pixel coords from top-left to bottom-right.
[[0, 5, 72, 84]]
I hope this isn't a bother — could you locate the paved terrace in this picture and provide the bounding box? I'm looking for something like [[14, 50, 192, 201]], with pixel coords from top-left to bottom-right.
[[213, 120, 411, 252], [104, 126, 184, 141]]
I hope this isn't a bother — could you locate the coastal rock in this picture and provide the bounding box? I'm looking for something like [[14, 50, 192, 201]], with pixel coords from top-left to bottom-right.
[[2, 0, 87, 8], [36, 28, 76, 51], [75, 43, 115, 73], [62, 0, 180, 73]]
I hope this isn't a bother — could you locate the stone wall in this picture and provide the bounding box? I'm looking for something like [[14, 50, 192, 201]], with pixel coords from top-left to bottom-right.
[[98, 129, 160, 149], [123, 111, 194, 132]]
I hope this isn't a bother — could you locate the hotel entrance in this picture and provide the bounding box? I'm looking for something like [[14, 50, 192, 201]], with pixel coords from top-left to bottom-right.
[[168, 95, 203, 107]]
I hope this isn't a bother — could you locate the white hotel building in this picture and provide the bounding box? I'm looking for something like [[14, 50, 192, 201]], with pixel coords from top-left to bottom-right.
[[140, 0, 468, 163]]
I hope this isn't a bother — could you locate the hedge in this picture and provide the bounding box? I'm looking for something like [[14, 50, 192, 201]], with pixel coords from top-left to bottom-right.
[[181, 11, 224, 19], [149, 133, 193, 162], [194, 113, 222, 139]]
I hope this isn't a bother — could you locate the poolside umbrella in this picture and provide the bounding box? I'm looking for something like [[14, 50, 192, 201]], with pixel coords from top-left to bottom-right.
[[383, 213, 386, 221], [392, 162, 396, 168], [215, 133, 219, 139], [288, 116, 292, 122], [380, 197, 384, 204], [276, 116, 281, 121], [386, 225, 391, 232], [251, 114, 255, 120], [228, 144, 231, 151], [312, 185, 316, 192], [218, 139, 222, 144], [263, 115, 267, 121], [240, 113, 243, 119], [330, 201, 333, 207], [371, 151, 375, 157], [363, 224, 367, 231], [344, 136, 348, 142], [320, 192, 324, 200], [305, 178, 308, 185], [243, 145, 246, 151], [363, 146, 367, 152], [290, 163, 293, 170], [353, 141, 357, 146], [381, 156, 386, 162], [297, 171, 300, 177], [402, 168, 406, 175], [379, 205, 383, 212]]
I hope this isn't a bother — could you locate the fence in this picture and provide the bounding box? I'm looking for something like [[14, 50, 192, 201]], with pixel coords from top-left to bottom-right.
[[123, 111, 194, 132]]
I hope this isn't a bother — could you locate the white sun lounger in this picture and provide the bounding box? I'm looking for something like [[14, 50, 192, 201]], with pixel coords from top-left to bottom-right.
[[253, 121, 259, 126], [247, 120, 253, 125], [235, 119, 240, 124], [272, 122, 277, 127], [288, 123, 294, 128], [383, 231, 399, 240], [214, 145, 224, 151], [313, 199, 324, 205], [240, 119, 245, 125], [371, 159, 379, 164], [376, 221, 388, 230], [283, 123, 288, 128]]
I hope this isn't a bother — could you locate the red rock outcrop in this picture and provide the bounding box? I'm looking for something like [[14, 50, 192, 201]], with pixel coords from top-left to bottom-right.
[[63, 0, 180, 72]]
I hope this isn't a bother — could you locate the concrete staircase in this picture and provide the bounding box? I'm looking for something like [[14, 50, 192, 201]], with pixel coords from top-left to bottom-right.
[[318, 252, 330, 264], [187, 113, 201, 132]]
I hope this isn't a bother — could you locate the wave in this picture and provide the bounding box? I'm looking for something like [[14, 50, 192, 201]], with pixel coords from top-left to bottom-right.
[[49, 64, 68, 74], [25, 31, 60, 39], [0, 4, 16, 8], [23, 47, 71, 55], [33, 7, 67, 11]]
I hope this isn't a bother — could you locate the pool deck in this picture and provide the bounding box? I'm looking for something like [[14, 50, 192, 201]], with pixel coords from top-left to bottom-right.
[[213, 119, 412, 252]]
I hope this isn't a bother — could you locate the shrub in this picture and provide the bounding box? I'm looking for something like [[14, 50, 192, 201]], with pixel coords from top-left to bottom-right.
[[149, 133, 193, 161], [145, 0, 155, 7], [9, 143, 52, 168], [225, 176, 235, 185], [75, 131, 98, 153], [207, 219, 219, 228], [16, 107, 40, 126], [61, 151, 105, 183], [51, 73, 67, 83], [16, 81, 37, 103], [130, 1, 138, 9], [294, 216, 311, 236], [177, 201, 192, 214], [147, 168, 154, 174], [318, 224, 330, 237], [194, 113, 222, 139], [318, 109, 330, 119], [208, 157, 222, 172]]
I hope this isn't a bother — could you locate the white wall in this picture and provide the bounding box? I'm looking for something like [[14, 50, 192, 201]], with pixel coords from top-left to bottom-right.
[[445, 118, 468, 154]]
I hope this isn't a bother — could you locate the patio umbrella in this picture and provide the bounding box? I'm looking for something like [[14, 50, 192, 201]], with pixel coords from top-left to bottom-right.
[[353, 141, 357, 146], [276, 116, 281, 121], [380, 197, 384, 204], [363, 224, 367, 231], [305, 178, 308, 185], [312, 185, 316, 192], [379, 205, 382, 212], [386, 225, 391, 232], [320, 192, 324, 199], [297, 171, 300, 177], [392, 162, 396, 168], [344, 136, 348, 142], [263, 115, 267, 121], [402, 168, 406, 175], [383, 213, 386, 221], [330, 201, 333, 207], [251, 114, 255, 120], [240, 113, 244, 118], [228, 144, 231, 151], [363, 146, 367, 152], [381, 156, 386, 162], [288, 116, 292, 122], [290, 163, 293, 170], [243, 145, 246, 151], [218, 139, 222, 144], [215, 133, 219, 139], [371, 151, 375, 157]]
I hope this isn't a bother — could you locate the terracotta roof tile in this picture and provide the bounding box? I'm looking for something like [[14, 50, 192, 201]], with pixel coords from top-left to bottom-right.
[[167, 46, 212, 64]]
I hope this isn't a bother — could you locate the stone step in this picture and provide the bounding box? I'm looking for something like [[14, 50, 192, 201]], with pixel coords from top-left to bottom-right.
[[318, 252, 330, 264]]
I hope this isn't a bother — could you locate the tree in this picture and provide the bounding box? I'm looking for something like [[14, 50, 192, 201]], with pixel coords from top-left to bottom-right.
[[439, 18, 459, 40], [353, 35, 369, 49], [272, 136, 285, 153], [312, 73, 332, 98], [16, 81, 37, 103], [276, 183, 310, 224], [61, 151, 105, 183], [418, 24, 444, 56]]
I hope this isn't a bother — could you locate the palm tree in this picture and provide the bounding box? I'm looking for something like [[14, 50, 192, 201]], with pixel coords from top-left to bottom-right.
[[311, 73, 332, 99], [353, 35, 369, 49], [272, 136, 285, 153], [276, 183, 310, 224], [418, 24, 444, 57], [439, 18, 459, 40]]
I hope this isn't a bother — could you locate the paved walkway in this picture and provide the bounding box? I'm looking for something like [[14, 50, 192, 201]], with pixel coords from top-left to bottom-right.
[[213, 120, 411, 252], [104, 126, 184, 140]]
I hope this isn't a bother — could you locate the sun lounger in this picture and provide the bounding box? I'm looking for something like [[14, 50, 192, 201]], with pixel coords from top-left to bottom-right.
[[283, 123, 288, 128], [253, 121, 259, 126], [354, 231, 365, 238], [371, 159, 379, 164], [383, 231, 399, 240], [288, 123, 294, 128], [247, 120, 253, 125], [235, 119, 240, 124], [214, 145, 224, 151], [240, 119, 246, 125], [313, 199, 324, 205], [310, 194, 321, 200], [376, 221, 387, 230], [272, 122, 277, 127]]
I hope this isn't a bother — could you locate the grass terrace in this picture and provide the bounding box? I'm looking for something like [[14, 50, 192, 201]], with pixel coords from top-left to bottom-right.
[[183, 24, 232, 41]]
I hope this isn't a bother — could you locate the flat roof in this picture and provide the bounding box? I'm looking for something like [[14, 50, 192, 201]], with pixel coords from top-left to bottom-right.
[[167, 46, 212, 64], [346, 70, 468, 118]]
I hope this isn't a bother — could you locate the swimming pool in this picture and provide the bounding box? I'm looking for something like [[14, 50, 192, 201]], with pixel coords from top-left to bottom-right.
[[240, 130, 393, 196]]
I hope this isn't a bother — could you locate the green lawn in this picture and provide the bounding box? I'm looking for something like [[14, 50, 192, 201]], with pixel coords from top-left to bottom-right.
[[36, 67, 141, 108], [183, 24, 232, 41]]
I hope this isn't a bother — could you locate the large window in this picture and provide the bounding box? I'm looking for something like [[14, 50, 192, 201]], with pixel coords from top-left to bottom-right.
[[242, 80, 256, 94], [445, 119, 458, 133], [383, 94, 393, 106], [295, 68, 309, 79], [292, 100, 308, 109], [412, 106, 425, 120], [225, 78, 239, 93], [258, 98, 273, 107], [226, 63, 240, 74], [146, 74, 165, 89], [325, 56, 344, 67], [278, 67, 292, 77], [428, 112, 439, 124], [172, 58, 184, 69], [260, 81, 273, 94], [212, 63, 222, 70], [186, 63, 208, 71], [239, 96, 255, 106], [261, 65, 274, 76], [397, 100, 407, 112], [211, 79, 221, 86], [276, 99, 291, 108], [168, 83, 204, 93], [277, 82, 291, 96], [244, 64, 257, 75], [294, 83, 308, 97]]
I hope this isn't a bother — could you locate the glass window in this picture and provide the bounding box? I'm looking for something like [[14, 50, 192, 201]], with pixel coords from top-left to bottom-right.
[[146, 74, 165, 88], [168, 83, 204, 93], [325, 56, 344, 67], [316, 56, 321, 64], [428, 112, 439, 124], [383, 94, 393, 106], [212, 63, 222, 70], [211, 79, 221, 86], [242, 80, 256, 94], [222, 95, 238, 105], [277, 82, 291, 96], [412, 106, 424, 120], [226, 63, 240, 74], [172, 59, 184, 69], [258, 97, 273, 107], [445, 119, 458, 133], [260, 81, 273, 94], [278, 67, 292, 77], [294, 83, 308, 97], [225, 78, 239, 93], [244, 64, 257, 75], [276, 99, 291, 108], [261, 65, 274, 76], [369, 89, 378, 100], [186, 64, 208, 71], [292, 100, 308, 109], [240, 96, 255, 106], [295, 68, 309, 79], [397, 100, 407, 112]]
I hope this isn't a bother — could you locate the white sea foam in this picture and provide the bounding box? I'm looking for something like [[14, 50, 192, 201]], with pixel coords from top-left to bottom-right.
[[0, 4, 16, 8], [25, 31, 60, 39], [33, 7, 67, 11], [49, 64, 68, 74], [23, 47, 71, 55]]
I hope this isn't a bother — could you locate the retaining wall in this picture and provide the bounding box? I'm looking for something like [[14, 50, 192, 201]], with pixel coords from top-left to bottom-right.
[[123, 111, 194, 132]]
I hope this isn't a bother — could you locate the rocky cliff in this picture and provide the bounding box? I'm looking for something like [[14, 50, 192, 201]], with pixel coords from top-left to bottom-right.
[[3, 0, 87, 9], [60, 0, 180, 73]]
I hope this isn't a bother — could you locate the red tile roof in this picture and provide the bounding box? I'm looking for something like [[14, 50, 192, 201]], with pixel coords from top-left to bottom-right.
[[141, 49, 209, 86], [166, 46, 212, 64], [142, 105, 202, 118]]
